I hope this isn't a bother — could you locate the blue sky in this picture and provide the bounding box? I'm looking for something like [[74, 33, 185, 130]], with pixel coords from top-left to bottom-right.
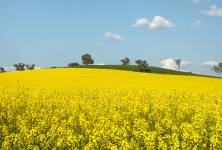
[[0, 0, 222, 75]]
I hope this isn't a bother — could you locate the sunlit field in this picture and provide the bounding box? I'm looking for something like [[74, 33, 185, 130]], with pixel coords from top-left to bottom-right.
[[1, 68, 222, 149]]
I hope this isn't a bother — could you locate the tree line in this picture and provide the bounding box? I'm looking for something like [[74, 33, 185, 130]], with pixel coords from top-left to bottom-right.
[[0, 54, 222, 74]]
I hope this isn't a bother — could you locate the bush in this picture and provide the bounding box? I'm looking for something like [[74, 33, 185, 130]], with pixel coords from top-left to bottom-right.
[[68, 63, 80, 67], [26, 64, 35, 70], [14, 63, 26, 71], [0, 67, 5, 73]]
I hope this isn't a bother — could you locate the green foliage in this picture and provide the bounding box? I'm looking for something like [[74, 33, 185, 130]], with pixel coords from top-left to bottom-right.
[[135, 60, 143, 67], [26, 64, 35, 70], [213, 63, 222, 74], [0, 67, 5, 73], [121, 57, 130, 65], [135, 60, 150, 72], [81, 54, 94, 65], [14, 63, 26, 71], [63, 65, 217, 78], [68, 62, 80, 67]]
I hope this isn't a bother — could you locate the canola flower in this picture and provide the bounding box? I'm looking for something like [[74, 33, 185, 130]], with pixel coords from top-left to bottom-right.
[[0, 68, 222, 149]]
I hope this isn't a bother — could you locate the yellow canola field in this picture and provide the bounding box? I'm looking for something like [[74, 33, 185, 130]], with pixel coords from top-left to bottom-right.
[[0, 68, 221, 92], [0, 68, 222, 149]]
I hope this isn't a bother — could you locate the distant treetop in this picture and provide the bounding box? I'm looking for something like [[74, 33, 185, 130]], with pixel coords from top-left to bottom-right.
[[81, 54, 94, 65]]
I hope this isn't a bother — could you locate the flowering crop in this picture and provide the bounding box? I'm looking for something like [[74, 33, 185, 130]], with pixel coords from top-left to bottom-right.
[[0, 69, 222, 149]]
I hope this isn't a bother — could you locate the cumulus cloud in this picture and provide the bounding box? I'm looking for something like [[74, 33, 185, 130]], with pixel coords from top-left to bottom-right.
[[104, 32, 125, 40], [161, 58, 177, 70], [201, 5, 222, 16], [192, 20, 202, 27], [161, 58, 190, 70], [201, 61, 218, 68], [149, 16, 175, 29], [133, 18, 150, 28], [133, 16, 175, 30]]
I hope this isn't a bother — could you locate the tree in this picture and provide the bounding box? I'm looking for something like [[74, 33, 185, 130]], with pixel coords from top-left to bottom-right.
[[135, 59, 150, 72], [81, 54, 94, 65], [14, 63, 26, 71], [140, 60, 150, 72], [135, 60, 143, 67], [0, 67, 5, 73], [26, 64, 35, 70], [68, 62, 80, 67], [213, 62, 222, 74], [175, 59, 181, 71], [121, 57, 130, 65]]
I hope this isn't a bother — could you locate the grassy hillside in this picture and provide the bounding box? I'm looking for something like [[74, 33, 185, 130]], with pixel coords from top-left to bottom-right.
[[64, 65, 216, 78]]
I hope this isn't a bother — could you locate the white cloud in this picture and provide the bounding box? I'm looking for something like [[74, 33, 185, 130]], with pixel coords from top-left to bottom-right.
[[35, 66, 42, 70], [95, 63, 105, 65], [201, 61, 218, 68], [133, 18, 150, 27], [149, 16, 175, 29], [161, 58, 190, 70], [161, 58, 177, 70], [192, 20, 202, 27], [201, 5, 222, 16], [133, 16, 175, 30], [104, 32, 125, 40]]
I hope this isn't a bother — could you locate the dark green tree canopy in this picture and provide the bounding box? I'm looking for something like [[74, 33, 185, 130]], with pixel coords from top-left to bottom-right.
[[135, 60, 143, 67], [26, 64, 35, 70], [213, 62, 222, 74], [0, 67, 5, 73], [14, 63, 26, 71], [135, 59, 150, 72], [121, 57, 130, 65], [68, 62, 80, 67], [81, 54, 94, 65]]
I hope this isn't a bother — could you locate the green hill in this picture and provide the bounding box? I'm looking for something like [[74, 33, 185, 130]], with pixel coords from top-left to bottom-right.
[[63, 65, 217, 78]]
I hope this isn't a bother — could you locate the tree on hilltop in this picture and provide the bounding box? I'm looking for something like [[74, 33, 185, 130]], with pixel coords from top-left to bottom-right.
[[175, 59, 181, 71], [26, 64, 35, 70], [0, 67, 5, 73], [135, 59, 150, 72], [213, 62, 222, 74], [14, 63, 26, 71], [121, 57, 130, 65], [68, 62, 80, 67], [135, 60, 142, 68], [81, 54, 94, 65]]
